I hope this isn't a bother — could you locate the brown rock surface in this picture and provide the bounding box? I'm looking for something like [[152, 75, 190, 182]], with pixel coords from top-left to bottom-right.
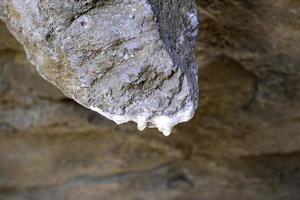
[[0, 1, 300, 200]]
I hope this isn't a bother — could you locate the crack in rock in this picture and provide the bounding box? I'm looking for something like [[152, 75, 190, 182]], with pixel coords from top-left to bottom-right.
[[0, 0, 199, 136]]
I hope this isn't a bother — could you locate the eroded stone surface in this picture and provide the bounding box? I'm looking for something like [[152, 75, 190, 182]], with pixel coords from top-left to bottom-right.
[[0, 0, 300, 199], [0, 0, 199, 135]]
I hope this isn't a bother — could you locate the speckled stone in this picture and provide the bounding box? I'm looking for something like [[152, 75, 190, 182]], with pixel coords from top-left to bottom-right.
[[0, 0, 199, 135]]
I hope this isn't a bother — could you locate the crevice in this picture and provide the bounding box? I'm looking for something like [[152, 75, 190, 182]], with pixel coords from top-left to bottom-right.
[[0, 160, 177, 194], [238, 151, 300, 159]]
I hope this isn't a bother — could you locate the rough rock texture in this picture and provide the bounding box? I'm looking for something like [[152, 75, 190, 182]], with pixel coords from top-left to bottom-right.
[[0, 0, 199, 136], [1, 0, 300, 200]]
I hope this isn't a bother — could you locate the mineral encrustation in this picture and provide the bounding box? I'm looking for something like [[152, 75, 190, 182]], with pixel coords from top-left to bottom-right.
[[0, 0, 199, 135]]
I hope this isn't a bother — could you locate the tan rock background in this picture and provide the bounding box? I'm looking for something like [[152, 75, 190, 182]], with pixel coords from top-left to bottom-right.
[[0, 1, 299, 199]]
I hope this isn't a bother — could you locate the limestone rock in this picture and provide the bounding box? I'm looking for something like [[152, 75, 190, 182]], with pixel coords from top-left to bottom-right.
[[1, 0, 300, 199], [0, 0, 199, 135]]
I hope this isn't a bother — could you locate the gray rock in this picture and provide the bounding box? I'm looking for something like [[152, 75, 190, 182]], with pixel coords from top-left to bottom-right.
[[0, 0, 199, 135]]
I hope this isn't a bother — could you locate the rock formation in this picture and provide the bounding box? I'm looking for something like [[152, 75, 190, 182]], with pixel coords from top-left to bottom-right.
[[0, 0, 199, 136], [0, 0, 300, 199]]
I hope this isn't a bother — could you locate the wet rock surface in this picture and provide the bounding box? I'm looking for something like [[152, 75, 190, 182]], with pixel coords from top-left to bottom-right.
[[0, 0, 300, 200]]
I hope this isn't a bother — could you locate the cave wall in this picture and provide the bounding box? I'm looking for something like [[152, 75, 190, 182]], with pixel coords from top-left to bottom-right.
[[0, 0, 300, 199]]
